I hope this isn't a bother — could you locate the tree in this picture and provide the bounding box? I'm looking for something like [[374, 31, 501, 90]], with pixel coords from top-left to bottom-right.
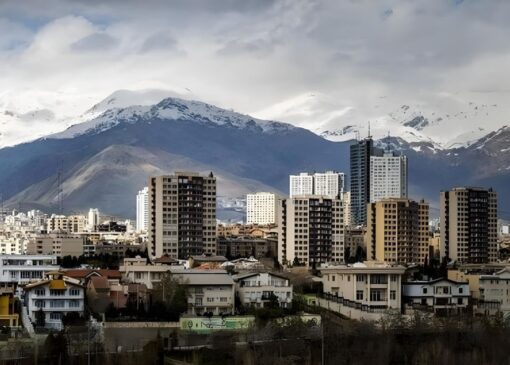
[[35, 308, 45, 328], [151, 273, 189, 321]]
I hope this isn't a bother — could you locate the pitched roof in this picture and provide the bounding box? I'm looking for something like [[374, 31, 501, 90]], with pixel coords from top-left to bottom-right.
[[63, 269, 122, 280], [89, 276, 110, 290]]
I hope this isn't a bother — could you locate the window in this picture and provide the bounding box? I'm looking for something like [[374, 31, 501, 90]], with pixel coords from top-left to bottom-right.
[[370, 275, 387, 285], [422, 288, 428, 294], [357, 274, 366, 282], [370, 289, 382, 302], [331, 275, 335, 282], [50, 290, 64, 296], [457, 298, 463, 305], [356, 290, 363, 300], [68, 300, 80, 308], [49, 312, 62, 320], [69, 289, 81, 296], [34, 300, 45, 308], [390, 290, 396, 300], [220, 297, 228, 302], [35, 289, 45, 296], [207, 297, 214, 303], [459, 287, 463, 294]]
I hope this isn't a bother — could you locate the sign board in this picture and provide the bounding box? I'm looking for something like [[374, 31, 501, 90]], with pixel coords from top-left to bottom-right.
[[180, 316, 255, 333]]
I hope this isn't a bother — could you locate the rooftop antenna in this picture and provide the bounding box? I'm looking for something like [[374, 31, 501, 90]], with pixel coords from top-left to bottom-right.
[[367, 121, 371, 139], [386, 130, 391, 152]]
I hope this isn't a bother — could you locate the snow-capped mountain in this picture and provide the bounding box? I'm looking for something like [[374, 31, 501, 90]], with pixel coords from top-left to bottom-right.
[[49, 97, 295, 140], [254, 91, 509, 150]]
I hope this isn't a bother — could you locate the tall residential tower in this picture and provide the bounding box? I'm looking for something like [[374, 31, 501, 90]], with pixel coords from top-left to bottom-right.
[[148, 172, 217, 259]]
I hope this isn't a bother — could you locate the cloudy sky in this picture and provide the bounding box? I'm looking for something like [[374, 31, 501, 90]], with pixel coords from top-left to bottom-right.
[[0, 0, 509, 145]]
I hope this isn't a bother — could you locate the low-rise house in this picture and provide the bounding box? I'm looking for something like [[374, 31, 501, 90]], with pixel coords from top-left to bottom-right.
[[26, 234, 85, 257], [233, 272, 293, 308], [63, 269, 122, 286], [120, 256, 184, 289], [320, 262, 405, 312], [403, 278, 470, 316], [478, 268, 510, 316], [172, 269, 234, 316], [23, 272, 85, 330]]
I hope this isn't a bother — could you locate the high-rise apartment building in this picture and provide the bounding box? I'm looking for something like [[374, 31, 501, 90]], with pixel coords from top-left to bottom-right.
[[367, 198, 429, 265], [278, 196, 344, 267], [440, 187, 498, 264], [313, 171, 344, 198], [246, 192, 278, 225], [290, 171, 344, 198], [370, 152, 408, 203], [148, 172, 216, 259], [87, 208, 100, 232], [289, 173, 314, 197], [350, 138, 383, 226], [136, 187, 149, 232]]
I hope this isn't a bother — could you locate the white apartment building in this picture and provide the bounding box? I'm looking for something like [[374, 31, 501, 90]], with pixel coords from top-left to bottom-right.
[[0, 233, 28, 255], [233, 272, 293, 308], [290, 171, 344, 198], [0, 255, 59, 284], [87, 208, 100, 231], [314, 171, 344, 198], [24, 272, 85, 330], [369, 152, 408, 203], [246, 192, 278, 225], [279, 196, 344, 267], [403, 278, 469, 316], [290, 173, 313, 197], [136, 187, 149, 232], [342, 192, 351, 227], [320, 262, 405, 311]]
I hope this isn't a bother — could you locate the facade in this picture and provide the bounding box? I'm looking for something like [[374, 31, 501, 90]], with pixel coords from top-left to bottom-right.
[[289, 173, 313, 197], [233, 272, 293, 308], [369, 152, 408, 203], [440, 187, 498, 263], [47, 215, 86, 233], [136, 187, 149, 232], [148, 172, 217, 259], [26, 234, 84, 257], [342, 192, 351, 227], [350, 138, 383, 226], [344, 227, 366, 262], [171, 269, 235, 316], [477, 268, 510, 316], [0, 255, 59, 284], [246, 192, 278, 225], [217, 236, 275, 259], [366, 198, 429, 265], [280, 196, 344, 267], [320, 261, 405, 311], [24, 273, 85, 330], [403, 278, 470, 316]]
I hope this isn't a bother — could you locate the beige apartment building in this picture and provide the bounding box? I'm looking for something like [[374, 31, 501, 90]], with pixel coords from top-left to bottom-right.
[[26, 234, 85, 257], [278, 196, 344, 267], [440, 187, 498, 263], [148, 172, 216, 259], [47, 215, 87, 233], [366, 198, 429, 265]]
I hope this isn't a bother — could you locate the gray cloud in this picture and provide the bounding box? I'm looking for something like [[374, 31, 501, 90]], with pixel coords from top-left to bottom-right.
[[0, 0, 508, 140], [71, 32, 118, 52]]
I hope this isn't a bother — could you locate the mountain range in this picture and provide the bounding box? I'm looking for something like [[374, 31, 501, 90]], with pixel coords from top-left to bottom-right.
[[0, 89, 509, 221]]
